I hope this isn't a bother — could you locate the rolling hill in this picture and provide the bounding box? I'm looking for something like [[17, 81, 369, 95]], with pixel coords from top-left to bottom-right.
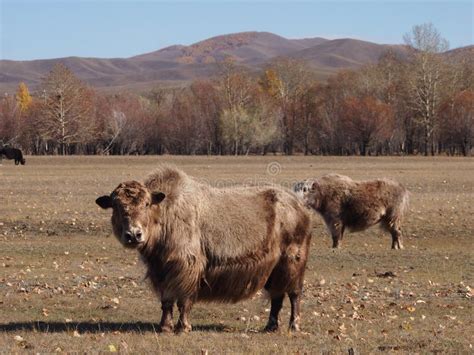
[[132, 32, 328, 64], [0, 31, 468, 93], [289, 38, 409, 69]]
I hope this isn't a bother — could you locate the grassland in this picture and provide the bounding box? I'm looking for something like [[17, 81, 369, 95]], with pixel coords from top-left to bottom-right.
[[0, 156, 473, 353]]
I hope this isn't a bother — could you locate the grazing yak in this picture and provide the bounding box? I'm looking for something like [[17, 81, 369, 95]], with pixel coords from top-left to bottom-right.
[[96, 166, 312, 333], [294, 174, 408, 249], [0, 147, 25, 165]]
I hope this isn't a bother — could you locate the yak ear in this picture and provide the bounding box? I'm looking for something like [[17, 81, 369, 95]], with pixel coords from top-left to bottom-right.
[[311, 180, 320, 191], [151, 192, 166, 205], [96, 195, 113, 209]]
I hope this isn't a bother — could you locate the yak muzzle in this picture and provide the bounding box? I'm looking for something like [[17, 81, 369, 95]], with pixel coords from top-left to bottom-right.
[[123, 228, 143, 246]]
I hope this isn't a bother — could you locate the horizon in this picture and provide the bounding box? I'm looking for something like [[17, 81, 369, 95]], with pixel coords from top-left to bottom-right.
[[1, 1, 473, 61]]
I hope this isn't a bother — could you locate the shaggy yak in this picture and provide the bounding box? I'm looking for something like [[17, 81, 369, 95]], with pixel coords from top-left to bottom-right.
[[96, 166, 312, 333], [0, 147, 25, 165], [294, 174, 408, 249]]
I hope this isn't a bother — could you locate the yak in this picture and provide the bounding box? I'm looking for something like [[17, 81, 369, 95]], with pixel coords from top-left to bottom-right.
[[96, 166, 312, 333], [0, 147, 26, 165], [294, 174, 409, 249]]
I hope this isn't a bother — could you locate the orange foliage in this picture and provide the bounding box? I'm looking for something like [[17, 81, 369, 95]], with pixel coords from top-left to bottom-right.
[[341, 96, 394, 155]]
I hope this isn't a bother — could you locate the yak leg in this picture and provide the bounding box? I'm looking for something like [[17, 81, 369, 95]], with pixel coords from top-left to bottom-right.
[[329, 222, 344, 249], [383, 218, 404, 250], [288, 291, 301, 331], [158, 300, 174, 332], [390, 224, 404, 250], [339, 225, 346, 244], [175, 298, 193, 333], [264, 294, 284, 332]]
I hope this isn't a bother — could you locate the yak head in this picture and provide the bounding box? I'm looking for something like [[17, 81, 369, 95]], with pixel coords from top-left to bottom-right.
[[293, 179, 314, 200], [293, 179, 322, 211], [96, 181, 166, 248]]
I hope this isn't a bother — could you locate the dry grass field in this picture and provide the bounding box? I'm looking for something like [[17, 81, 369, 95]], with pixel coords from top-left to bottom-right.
[[0, 156, 473, 353]]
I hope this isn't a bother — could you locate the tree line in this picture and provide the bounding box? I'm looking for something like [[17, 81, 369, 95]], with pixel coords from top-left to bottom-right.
[[1, 24, 473, 156]]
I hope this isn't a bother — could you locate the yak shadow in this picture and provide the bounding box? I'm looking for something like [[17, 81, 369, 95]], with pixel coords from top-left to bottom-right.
[[0, 321, 227, 334]]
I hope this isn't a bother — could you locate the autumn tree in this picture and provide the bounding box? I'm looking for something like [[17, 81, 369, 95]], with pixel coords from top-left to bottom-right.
[[0, 94, 20, 145], [100, 93, 154, 155], [317, 70, 360, 154], [439, 90, 474, 156], [164, 88, 213, 154], [92, 94, 127, 154], [298, 83, 324, 155], [341, 96, 393, 156], [15, 98, 45, 154], [0, 85, 33, 149], [189, 80, 222, 154], [260, 58, 314, 154], [16, 82, 32, 114]]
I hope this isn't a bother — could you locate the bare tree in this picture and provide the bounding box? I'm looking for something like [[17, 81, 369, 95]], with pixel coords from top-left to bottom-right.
[[101, 110, 126, 154], [215, 62, 257, 154], [404, 23, 449, 155], [41, 64, 94, 154], [216, 60, 253, 111], [219, 104, 280, 155]]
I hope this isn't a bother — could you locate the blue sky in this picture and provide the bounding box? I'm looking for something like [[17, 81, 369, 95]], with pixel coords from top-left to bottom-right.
[[1, 1, 472, 60]]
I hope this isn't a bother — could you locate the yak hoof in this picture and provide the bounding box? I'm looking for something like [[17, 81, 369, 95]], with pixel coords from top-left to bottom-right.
[[392, 242, 404, 250], [264, 323, 279, 333], [158, 324, 174, 333], [175, 322, 192, 334], [289, 323, 300, 332]]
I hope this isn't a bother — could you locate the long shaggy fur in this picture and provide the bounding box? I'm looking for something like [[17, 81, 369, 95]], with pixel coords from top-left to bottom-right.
[[99, 165, 312, 331], [294, 173, 409, 249], [141, 166, 311, 302]]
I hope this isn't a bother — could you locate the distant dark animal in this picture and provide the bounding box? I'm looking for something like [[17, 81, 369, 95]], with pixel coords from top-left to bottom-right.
[[96, 166, 312, 333], [0, 147, 25, 165], [294, 174, 409, 249]]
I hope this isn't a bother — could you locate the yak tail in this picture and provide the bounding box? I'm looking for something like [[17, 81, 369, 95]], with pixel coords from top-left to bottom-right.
[[399, 188, 410, 219]]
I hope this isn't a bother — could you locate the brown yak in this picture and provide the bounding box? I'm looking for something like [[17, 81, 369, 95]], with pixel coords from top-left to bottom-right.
[[96, 166, 312, 333], [294, 174, 409, 249]]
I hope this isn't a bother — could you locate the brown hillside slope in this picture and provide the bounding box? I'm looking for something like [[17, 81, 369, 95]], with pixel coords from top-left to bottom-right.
[[0, 32, 470, 93]]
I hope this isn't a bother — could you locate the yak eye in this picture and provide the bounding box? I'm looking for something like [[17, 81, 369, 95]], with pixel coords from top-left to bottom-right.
[[145, 202, 150, 207], [303, 187, 308, 192]]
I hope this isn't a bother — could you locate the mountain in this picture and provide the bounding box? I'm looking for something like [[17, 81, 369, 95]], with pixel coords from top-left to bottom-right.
[[131, 32, 328, 64], [0, 31, 464, 93]]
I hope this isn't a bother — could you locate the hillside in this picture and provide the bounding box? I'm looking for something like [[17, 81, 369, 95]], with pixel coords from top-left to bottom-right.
[[132, 32, 325, 64], [0, 31, 468, 93], [289, 38, 409, 69]]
